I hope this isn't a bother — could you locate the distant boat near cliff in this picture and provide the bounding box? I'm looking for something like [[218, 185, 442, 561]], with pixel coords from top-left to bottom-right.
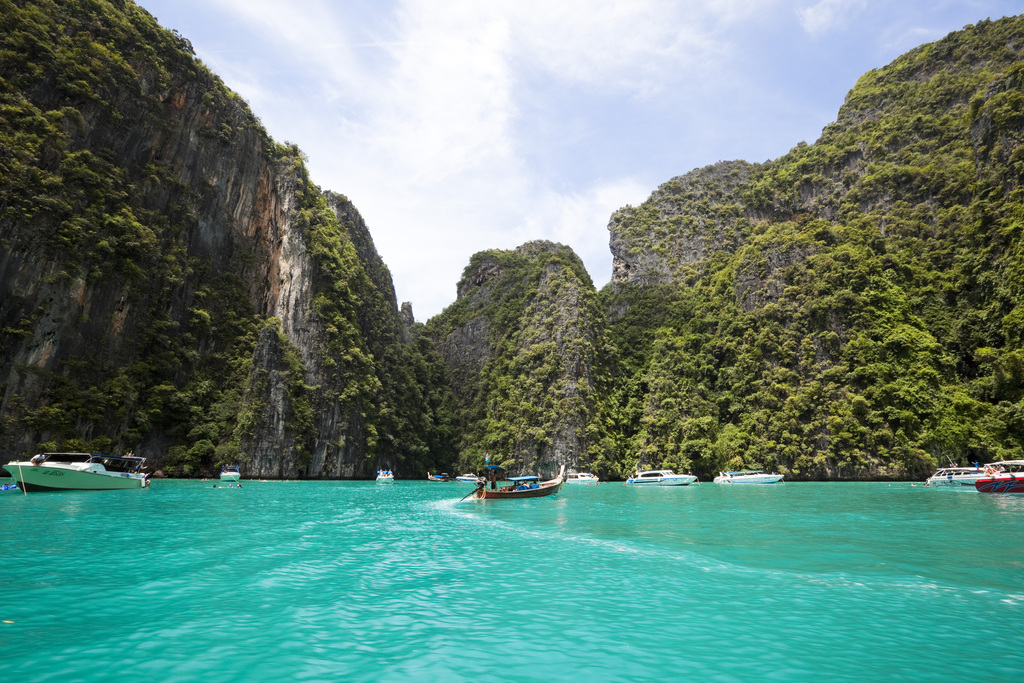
[[713, 470, 784, 484], [625, 470, 697, 486], [220, 465, 241, 482]]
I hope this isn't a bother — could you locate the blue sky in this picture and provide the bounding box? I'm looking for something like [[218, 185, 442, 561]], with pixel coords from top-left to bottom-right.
[[136, 0, 1022, 320]]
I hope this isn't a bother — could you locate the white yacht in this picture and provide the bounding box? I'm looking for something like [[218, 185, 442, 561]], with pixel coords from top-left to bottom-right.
[[924, 465, 986, 488], [714, 470, 784, 484], [565, 472, 600, 484], [625, 470, 697, 486], [4, 452, 150, 492], [220, 465, 241, 482]]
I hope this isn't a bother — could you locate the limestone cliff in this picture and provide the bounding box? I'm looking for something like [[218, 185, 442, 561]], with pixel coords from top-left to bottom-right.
[[600, 16, 1024, 479], [0, 0, 444, 478], [428, 241, 611, 477]]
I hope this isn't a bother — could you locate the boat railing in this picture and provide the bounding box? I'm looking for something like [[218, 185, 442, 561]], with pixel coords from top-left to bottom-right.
[[32, 452, 145, 472]]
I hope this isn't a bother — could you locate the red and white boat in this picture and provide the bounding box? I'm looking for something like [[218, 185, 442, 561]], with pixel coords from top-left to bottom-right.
[[974, 460, 1024, 494]]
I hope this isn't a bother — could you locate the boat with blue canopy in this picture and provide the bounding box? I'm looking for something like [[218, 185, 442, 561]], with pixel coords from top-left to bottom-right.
[[465, 464, 565, 500]]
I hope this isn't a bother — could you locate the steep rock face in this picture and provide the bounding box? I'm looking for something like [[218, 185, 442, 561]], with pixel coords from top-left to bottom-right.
[[428, 241, 611, 476], [0, 1, 418, 478], [609, 160, 756, 286], [600, 16, 1024, 480]]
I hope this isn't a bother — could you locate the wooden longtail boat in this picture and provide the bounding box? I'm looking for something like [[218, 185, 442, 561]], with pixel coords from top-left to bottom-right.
[[468, 465, 565, 500]]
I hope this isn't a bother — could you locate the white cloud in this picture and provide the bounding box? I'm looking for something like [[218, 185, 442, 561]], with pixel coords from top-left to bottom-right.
[[138, 0, 844, 318], [798, 0, 867, 35]]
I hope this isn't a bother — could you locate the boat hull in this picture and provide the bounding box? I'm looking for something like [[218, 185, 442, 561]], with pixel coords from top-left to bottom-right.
[[925, 476, 983, 487], [625, 476, 696, 486], [565, 474, 600, 484], [975, 476, 1024, 494], [472, 466, 565, 500], [220, 473, 241, 482], [713, 474, 784, 484], [8, 462, 147, 492], [475, 481, 562, 499]]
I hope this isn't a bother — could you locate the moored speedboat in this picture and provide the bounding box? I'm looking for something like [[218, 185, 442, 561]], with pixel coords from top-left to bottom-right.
[[467, 465, 565, 500], [4, 452, 150, 492], [625, 469, 697, 486], [220, 465, 241, 482], [456, 473, 481, 483], [924, 465, 985, 488], [974, 460, 1024, 494], [713, 470, 784, 484], [376, 469, 395, 482], [565, 472, 600, 484]]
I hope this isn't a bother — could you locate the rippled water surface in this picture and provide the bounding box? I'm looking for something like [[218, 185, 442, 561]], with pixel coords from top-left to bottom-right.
[[2, 479, 1022, 681]]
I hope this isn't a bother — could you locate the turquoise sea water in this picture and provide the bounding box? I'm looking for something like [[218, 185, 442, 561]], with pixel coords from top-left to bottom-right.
[[1, 479, 1022, 682]]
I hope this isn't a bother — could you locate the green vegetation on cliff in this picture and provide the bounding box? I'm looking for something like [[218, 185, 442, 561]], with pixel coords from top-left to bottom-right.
[[0, 0, 454, 477], [603, 16, 1024, 479], [428, 242, 612, 476]]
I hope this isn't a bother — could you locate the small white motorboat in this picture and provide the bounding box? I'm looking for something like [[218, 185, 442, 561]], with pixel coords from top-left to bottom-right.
[[924, 465, 986, 488], [565, 472, 600, 484], [376, 469, 395, 482], [455, 473, 481, 483], [625, 470, 697, 486], [220, 465, 241, 482], [5, 452, 150, 492], [713, 469, 784, 484]]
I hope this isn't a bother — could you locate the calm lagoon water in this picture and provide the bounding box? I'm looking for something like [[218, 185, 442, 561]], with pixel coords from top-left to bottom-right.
[[1, 479, 1022, 682]]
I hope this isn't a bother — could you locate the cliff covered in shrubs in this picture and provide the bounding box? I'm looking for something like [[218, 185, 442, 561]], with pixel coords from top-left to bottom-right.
[[0, 0, 453, 478], [601, 15, 1024, 479]]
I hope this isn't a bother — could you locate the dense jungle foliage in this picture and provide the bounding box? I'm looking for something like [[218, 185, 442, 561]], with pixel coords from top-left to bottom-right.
[[0, 0, 455, 476], [603, 16, 1024, 479]]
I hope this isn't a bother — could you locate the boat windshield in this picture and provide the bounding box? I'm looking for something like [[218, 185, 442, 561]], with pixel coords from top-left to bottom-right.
[[34, 452, 144, 472]]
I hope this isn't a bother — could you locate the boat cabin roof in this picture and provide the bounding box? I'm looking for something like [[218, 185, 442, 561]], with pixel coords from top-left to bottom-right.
[[723, 470, 764, 474], [508, 475, 539, 482], [36, 452, 144, 464]]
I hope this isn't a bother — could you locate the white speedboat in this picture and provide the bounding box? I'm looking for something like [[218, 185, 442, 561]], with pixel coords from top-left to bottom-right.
[[220, 465, 241, 482], [625, 470, 697, 486], [456, 473, 481, 483], [565, 472, 600, 484], [924, 465, 986, 488], [376, 469, 394, 482], [4, 452, 150, 492], [714, 469, 784, 484]]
